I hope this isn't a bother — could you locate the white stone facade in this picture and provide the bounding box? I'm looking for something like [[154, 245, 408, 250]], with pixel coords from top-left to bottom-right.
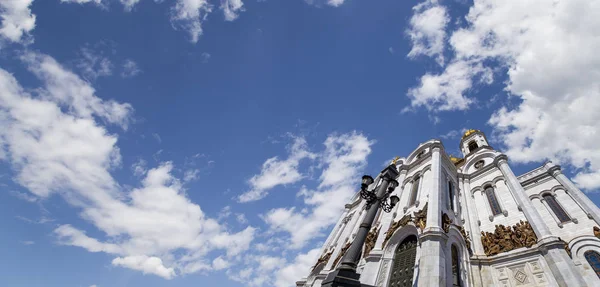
[[298, 130, 600, 287]]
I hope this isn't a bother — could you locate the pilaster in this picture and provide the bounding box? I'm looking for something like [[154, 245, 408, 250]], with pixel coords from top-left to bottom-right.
[[496, 156, 586, 286], [417, 147, 447, 287]]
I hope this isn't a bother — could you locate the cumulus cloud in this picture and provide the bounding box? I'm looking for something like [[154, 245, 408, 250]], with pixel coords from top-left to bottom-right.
[[0, 52, 254, 279], [121, 59, 141, 78], [112, 255, 175, 279], [238, 136, 316, 202], [407, 0, 600, 190], [0, 0, 35, 44], [303, 0, 346, 7], [170, 0, 213, 43], [275, 248, 320, 287], [221, 0, 244, 21], [76, 46, 113, 81], [263, 132, 374, 248], [406, 0, 449, 65]]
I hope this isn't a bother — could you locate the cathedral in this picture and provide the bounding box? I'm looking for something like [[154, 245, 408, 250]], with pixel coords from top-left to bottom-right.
[[297, 130, 600, 287]]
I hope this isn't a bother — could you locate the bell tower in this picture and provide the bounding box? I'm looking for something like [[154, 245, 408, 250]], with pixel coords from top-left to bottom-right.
[[460, 129, 490, 157]]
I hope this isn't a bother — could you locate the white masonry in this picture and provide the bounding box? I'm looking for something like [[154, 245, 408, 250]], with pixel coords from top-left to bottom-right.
[[298, 130, 600, 287]]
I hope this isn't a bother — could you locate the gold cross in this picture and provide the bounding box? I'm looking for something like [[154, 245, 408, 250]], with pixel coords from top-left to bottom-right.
[[391, 156, 400, 165]]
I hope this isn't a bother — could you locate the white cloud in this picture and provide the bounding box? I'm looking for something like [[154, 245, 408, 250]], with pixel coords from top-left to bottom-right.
[[131, 158, 147, 176], [183, 168, 200, 183], [275, 248, 320, 287], [221, 0, 244, 21], [263, 132, 374, 248], [0, 52, 254, 279], [121, 59, 141, 78], [21, 240, 35, 245], [235, 213, 247, 224], [76, 46, 113, 81], [238, 136, 316, 202], [406, 0, 449, 65], [405, 59, 492, 112], [303, 0, 345, 7], [170, 0, 213, 43], [60, 0, 103, 5], [112, 255, 175, 279], [407, 0, 600, 190], [9, 190, 37, 202], [212, 256, 230, 270], [0, 0, 35, 44]]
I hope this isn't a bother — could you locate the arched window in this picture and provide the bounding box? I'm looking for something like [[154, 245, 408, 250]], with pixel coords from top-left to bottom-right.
[[451, 245, 462, 287], [485, 185, 502, 216], [388, 236, 418, 287], [585, 250, 600, 279], [408, 176, 420, 206], [543, 194, 571, 223], [448, 181, 455, 212], [468, 141, 478, 153]]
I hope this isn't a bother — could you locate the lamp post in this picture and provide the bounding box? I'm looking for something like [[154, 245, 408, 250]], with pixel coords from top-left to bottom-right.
[[322, 164, 400, 287]]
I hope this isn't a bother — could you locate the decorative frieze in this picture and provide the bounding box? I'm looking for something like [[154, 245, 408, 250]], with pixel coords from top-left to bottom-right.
[[413, 203, 428, 230], [481, 220, 537, 256]]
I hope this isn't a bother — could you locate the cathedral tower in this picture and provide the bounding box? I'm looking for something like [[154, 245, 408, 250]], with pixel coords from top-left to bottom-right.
[[298, 130, 600, 287]]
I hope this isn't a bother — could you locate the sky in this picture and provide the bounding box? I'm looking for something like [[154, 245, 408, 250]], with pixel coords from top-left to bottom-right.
[[0, 0, 599, 286]]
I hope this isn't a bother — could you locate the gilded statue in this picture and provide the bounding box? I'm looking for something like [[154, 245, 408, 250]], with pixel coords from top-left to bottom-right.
[[455, 224, 472, 254], [332, 241, 352, 267], [594, 226, 600, 239], [363, 226, 380, 257], [382, 214, 411, 248], [442, 213, 452, 233], [413, 203, 428, 230], [480, 220, 538, 256], [312, 250, 333, 270]]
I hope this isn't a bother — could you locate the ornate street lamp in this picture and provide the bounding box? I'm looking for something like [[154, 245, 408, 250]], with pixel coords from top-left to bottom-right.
[[322, 163, 400, 287]]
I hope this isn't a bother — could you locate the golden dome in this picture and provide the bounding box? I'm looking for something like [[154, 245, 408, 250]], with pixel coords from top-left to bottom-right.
[[462, 129, 480, 139], [449, 155, 462, 163]]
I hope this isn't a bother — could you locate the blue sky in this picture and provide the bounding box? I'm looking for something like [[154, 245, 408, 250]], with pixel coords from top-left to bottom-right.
[[1, 0, 599, 286]]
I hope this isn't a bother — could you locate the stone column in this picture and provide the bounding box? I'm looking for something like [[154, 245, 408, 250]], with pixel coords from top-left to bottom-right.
[[497, 156, 586, 286], [547, 162, 600, 225], [417, 147, 446, 287]]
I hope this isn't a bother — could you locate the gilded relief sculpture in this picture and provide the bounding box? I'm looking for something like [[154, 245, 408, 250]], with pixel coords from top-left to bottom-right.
[[594, 226, 600, 239], [382, 214, 411, 248], [312, 250, 333, 270], [332, 241, 352, 267], [413, 203, 428, 230], [481, 220, 538, 256], [363, 226, 380, 257], [442, 212, 452, 233]]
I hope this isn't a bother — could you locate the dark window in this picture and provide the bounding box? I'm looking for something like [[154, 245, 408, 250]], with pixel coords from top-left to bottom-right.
[[485, 186, 502, 216], [409, 176, 420, 206], [468, 141, 478, 153], [452, 245, 462, 287], [448, 181, 455, 212], [586, 251, 600, 279], [544, 194, 571, 223], [388, 236, 418, 287]]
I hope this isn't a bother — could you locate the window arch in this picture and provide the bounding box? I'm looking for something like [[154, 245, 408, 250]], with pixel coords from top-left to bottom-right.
[[543, 194, 571, 223], [451, 245, 462, 287], [388, 235, 418, 287], [408, 176, 420, 206], [585, 250, 600, 279], [484, 185, 502, 216], [468, 141, 478, 153]]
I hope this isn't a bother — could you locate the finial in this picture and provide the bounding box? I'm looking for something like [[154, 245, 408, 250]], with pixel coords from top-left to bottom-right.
[[391, 156, 400, 165]]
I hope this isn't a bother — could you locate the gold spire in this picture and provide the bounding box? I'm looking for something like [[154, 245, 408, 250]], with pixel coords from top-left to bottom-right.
[[391, 156, 401, 165]]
